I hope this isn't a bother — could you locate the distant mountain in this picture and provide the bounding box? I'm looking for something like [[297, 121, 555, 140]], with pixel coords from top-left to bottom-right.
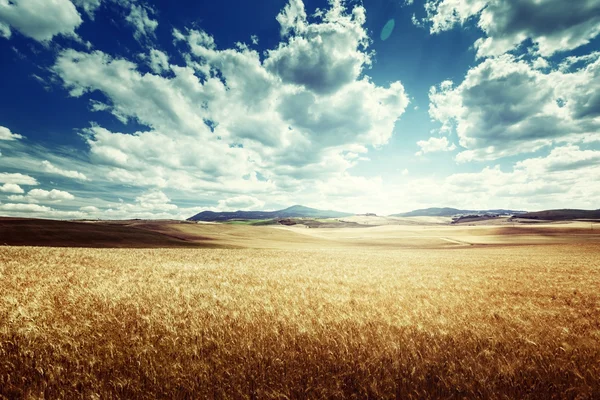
[[517, 209, 600, 221], [390, 207, 525, 217], [188, 205, 353, 222]]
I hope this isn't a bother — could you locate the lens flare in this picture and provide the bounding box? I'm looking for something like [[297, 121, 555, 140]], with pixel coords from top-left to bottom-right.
[[380, 19, 395, 41]]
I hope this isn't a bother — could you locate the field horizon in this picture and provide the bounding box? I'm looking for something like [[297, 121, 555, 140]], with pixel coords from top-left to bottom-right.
[[2, 219, 599, 398], [2, 216, 599, 249]]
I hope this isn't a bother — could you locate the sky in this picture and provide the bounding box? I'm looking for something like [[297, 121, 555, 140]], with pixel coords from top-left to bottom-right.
[[0, 0, 599, 219]]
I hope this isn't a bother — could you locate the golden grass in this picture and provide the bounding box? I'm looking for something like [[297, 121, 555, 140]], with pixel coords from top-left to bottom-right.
[[1, 244, 599, 399]]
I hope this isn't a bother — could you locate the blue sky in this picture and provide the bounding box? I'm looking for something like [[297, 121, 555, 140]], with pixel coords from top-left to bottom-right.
[[0, 0, 599, 219]]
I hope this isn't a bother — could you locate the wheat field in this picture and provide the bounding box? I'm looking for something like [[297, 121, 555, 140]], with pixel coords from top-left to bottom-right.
[[1, 241, 599, 399]]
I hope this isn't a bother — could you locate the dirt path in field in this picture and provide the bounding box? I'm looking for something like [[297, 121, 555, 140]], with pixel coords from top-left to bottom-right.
[[439, 237, 473, 245]]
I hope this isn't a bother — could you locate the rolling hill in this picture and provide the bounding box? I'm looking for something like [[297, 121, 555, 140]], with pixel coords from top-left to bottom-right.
[[516, 209, 600, 221], [390, 207, 524, 217], [0, 218, 227, 248], [187, 205, 353, 222]]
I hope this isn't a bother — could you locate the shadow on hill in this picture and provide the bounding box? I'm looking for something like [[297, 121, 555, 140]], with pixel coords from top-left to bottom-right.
[[0, 218, 233, 248]]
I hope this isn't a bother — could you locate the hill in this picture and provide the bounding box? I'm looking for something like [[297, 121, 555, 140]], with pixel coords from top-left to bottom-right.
[[517, 209, 600, 221], [0, 218, 227, 248], [390, 207, 523, 217], [187, 205, 352, 222]]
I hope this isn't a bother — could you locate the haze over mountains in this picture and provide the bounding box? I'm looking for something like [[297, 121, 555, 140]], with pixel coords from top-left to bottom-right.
[[188, 205, 600, 222], [389, 208, 524, 218], [188, 205, 520, 222], [188, 205, 353, 222]]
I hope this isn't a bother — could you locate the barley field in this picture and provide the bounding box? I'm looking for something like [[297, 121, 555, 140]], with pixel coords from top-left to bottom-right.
[[1, 237, 599, 399]]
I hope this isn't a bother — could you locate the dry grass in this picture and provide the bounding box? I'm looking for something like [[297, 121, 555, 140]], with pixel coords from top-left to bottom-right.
[[1, 243, 599, 399]]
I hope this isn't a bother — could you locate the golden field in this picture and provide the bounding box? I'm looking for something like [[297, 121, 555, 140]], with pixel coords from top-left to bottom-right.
[[1, 221, 600, 399]]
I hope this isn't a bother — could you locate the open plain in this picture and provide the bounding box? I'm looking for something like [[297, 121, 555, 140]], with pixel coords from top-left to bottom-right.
[[1, 219, 599, 398]]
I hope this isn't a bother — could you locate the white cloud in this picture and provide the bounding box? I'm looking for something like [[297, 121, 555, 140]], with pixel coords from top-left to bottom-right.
[[0, 126, 23, 141], [0, 202, 92, 219], [429, 54, 600, 162], [0, 172, 38, 185], [515, 145, 600, 174], [314, 174, 382, 198], [68, 190, 205, 220], [217, 195, 265, 211], [0, 21, 9, 37], [559, 52, 600, 72], [79, 205, 99, 212], [42, 160, 88, 181], [147, 49, 169, 74], [126, 4, 157, 40], [6, 195, 30, 202], [27, 188, 75, 202], [0, 0, 83, 42], [53, 49, 212, 134], [442, 145, 600, 209], [51, 0, 408, 200], [411, 13, 423, 28], [365, 145, 600, 214], [415, 136, 456, 156], [424, 0, 600, 57], [264, 0, 371, 95], [72, 0, 102, 19], [135, 190, 177, 211], [251, 35, 259, 45], [0, 203, 53, 213], [532, 57, 549, 70], [0, 183, 24, 193], [8, 188, 75, 204], [82, 126, 253, 189], [276, 0, 307, 37]]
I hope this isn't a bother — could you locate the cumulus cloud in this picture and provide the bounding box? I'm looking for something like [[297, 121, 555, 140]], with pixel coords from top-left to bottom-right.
[[0, 21, 9, 37], [515, 145, 600, 173], [532, 57, 549, 70], [81, 126, 254, 191], [0, 202, 92, 219], [22, 188, 76, 202], [0, 0, 83, 42], [217, 195, 265, 211], [264, 0, 371, 94], [72, 190, 206, 220], [53, 49, 212, 134], [424, 0, 600, 57], [42, 160, 88, 181], [0, 203, 53, 213], [126, 3, 157, 40], [80, 205, 99, 213], [429, 54, 600, 162], [441, 145, 600, 209], [415, 136, 456, 156], [0, 172, 38, 185], [0, 183, 24, 193], [0, 126, 23, 141], [72, 0, 102, 19], [51, 0, 408, 199], [146, 49, 169, 74], [135, 190, 177, 211]]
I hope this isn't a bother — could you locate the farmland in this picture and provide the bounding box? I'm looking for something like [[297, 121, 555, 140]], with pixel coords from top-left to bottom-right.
[[1, 220, 599, 398]]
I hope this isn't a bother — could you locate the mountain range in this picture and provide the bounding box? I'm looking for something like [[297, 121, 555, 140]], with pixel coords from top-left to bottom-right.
[[188, 205, 529, 221], [389, 208, 525, 218], [188, 205, 352, 222], [188, 205, 600, 222]]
